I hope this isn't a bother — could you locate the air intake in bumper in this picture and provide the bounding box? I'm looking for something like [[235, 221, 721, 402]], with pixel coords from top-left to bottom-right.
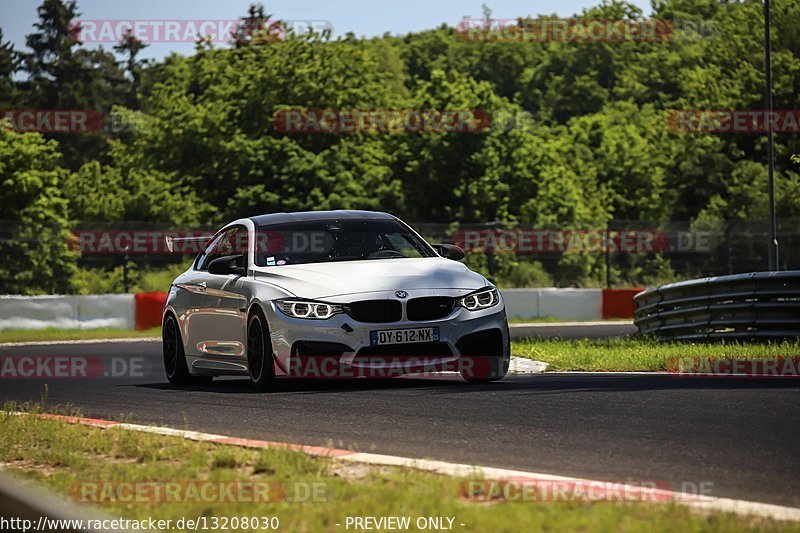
[[406, 297, 455, 321], [345, 300, 402, 323], [456, 328, 504, 357]]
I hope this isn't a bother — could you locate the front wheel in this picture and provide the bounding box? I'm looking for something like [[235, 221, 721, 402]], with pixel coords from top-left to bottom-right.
[[247, 309, 275, 390], [163, 315, 212, 386]]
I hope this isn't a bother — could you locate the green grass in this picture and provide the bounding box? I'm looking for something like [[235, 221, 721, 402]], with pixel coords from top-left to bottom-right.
[[0, 327, 160, 343], [512, 338, 800, 372], [1, 407, 795, 532]]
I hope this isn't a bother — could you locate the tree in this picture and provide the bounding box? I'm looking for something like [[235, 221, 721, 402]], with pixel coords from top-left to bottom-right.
[[231, 3, 283, 48], [0, 29, 18, 107], [63, 159, 216, 225], [23, 0, 84, 110], [113, 30, 148, 109], [22, 0, 128, 168], [0, 124, 77, 294]]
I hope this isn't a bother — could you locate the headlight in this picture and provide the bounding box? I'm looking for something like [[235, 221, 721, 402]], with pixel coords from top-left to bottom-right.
[[458, 288, 500, 311], [277, 299, 343, 320]]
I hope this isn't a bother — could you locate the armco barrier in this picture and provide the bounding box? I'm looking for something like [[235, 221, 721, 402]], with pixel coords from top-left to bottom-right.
[[0, 473, 106, 533], [0, 288, 641, 331], [633, 271, 800, 341]]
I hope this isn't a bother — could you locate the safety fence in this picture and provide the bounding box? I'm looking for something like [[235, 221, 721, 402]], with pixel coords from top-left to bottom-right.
[[3, 218, 800, 293], [633, 271, 800, 341]]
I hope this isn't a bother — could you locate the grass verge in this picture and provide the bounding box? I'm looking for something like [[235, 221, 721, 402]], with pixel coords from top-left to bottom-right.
[[507, 317, 633, 323], [512, 338, 800, 372], [0, 407, 796, 532], [0, 327, 160, 344]]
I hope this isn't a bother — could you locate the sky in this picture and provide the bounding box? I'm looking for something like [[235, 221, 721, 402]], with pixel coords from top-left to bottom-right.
[[3, 0, 654, 60]]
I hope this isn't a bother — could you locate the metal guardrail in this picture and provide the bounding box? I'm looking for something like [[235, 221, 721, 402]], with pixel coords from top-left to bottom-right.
[[0, 473, 105, 532], [633, 271, 800, 341]]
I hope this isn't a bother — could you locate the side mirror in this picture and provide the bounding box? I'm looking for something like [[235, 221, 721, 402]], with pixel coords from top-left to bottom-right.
[[208, 254, 245, 276], [432, 244, 465, 261]]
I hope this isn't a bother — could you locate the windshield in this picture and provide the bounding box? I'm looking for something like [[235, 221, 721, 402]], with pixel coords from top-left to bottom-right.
[[254, 218, 436, 267]]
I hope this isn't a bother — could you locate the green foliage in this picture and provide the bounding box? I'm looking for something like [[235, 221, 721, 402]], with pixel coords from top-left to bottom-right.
[[71, 265, 125, 294], [72, 261, 191, 295], [0, 29, 19, 107], [113, 30, 149, 109], [132, 262, 191, 293], [0, 125, 77, 294], [64, 158, 216, 226], [462, 251, 555, 288], [22, 0, 128, 169], [696, 160, 800, 222], [612, 253, 683, 288]]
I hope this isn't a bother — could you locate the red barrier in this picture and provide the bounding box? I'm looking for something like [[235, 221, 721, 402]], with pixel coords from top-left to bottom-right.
[[601, 289, 642, 319], [134, 292, 167, 330]]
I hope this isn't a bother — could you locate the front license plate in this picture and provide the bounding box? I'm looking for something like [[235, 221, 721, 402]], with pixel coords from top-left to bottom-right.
[[370, 327, 439, 346]]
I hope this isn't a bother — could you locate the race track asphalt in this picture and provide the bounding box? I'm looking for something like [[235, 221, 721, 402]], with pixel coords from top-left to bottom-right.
[[1, 339, 798, 508]]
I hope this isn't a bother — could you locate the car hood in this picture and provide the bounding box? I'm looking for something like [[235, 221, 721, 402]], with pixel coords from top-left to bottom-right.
[[252, 257, 486, 298]]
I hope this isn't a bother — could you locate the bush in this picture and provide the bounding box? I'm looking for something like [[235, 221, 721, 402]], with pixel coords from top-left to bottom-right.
[[72, 266, 126, 294], [72, 260, 192, 294], [463, 252, 553, 288]]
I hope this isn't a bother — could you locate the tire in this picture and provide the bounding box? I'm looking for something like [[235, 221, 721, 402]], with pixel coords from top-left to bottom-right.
[[247, 307, 275, 390], [162, 314, 212, 386]]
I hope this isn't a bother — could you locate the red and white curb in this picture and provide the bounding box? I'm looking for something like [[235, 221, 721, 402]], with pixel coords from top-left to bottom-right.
[[7, 412, 800, 522]]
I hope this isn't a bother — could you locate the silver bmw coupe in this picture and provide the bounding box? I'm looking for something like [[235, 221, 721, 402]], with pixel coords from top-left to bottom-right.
[[162, 210, 510, 388]]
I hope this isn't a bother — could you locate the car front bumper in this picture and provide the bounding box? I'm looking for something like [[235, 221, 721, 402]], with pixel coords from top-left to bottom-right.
[[263, 289, 510, 379]]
